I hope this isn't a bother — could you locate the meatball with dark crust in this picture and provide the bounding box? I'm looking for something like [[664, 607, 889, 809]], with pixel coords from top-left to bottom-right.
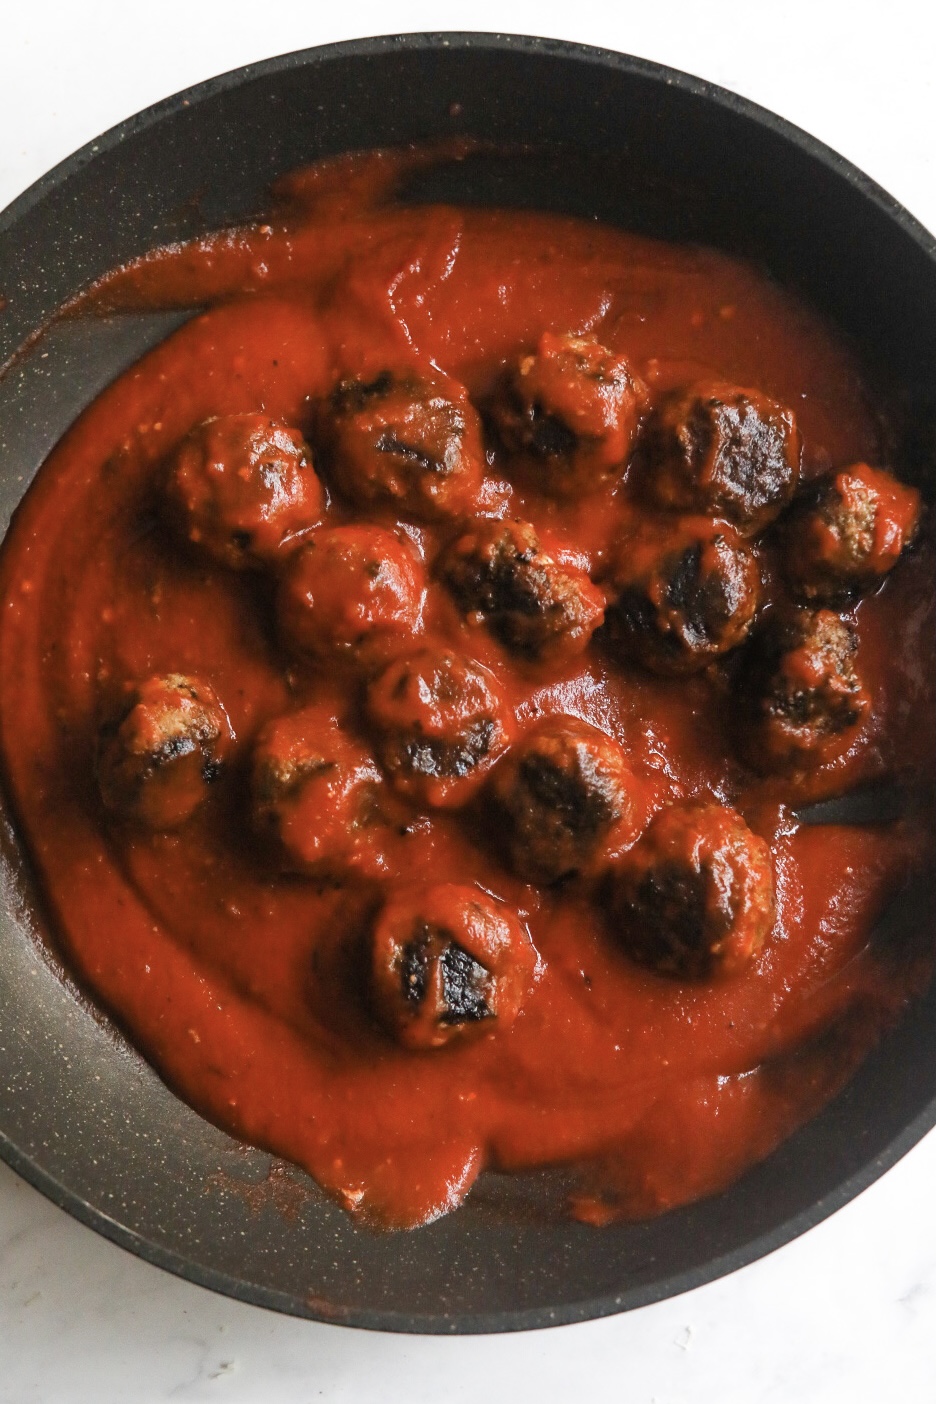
[[605, 517, 761, 675], [608, 799, 775, 979], [641, 380, 800, 532], [97, 674, 232, 829], [490, 332, 648, 496], [738, 607, 869, 773], [370, 883, 537, 1049], [165, 413, 322, 568], [277, 525, 424, 664], [322, 370, 484, 520], [784, 462, 921, 603], [439, 517, 605, 664], [366, 648, 513, 809], [488, 716, 639, 884], [251, 705, 394, 877]]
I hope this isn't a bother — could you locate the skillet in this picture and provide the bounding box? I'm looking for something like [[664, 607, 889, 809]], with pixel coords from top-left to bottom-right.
[[0, 32, 934, 1332]]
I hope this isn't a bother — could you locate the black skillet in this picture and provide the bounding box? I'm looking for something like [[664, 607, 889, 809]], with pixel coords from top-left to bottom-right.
[[0, 33, 934, 1334]]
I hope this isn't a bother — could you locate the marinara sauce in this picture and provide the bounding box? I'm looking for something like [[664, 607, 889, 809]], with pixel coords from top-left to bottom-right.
[[0, 145, 933, 1229]]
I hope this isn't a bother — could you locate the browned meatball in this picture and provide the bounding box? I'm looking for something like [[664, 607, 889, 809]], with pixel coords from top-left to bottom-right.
[[784, 462, 921, 602], [97, 674, 232, 829], [490, 332, 647, 496], [641, 380, 800, 532], [277, 525, 424, 664], [607, 799, 775, 978], [165, 413, 322, 568], [738, 608, 869, 773], [322, 370, 484, 520], [251, 705, 393, 877], [488, 716, 639, 884], [439, 518, 605, 664], [605, 517, 761, 674], [370, 884, 536, 1049], [366, 648, 513, 809]]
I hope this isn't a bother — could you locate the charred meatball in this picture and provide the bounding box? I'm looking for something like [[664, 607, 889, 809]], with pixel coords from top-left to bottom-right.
[[322, 370, 484, 520], [738, 607, 869, 773], [490, 332, 648, 496], [488, 716, 639, 884], [784, 462, 921, 602], [608, 799, 775, 978], [97, 674, 231, 828], [439, 517, 604, 664], [605, 517, 761, 674], [251, 705, 392, 877], [277, 525, 424, 665], [370, 884, 536, 1049], [165, 413, 322, 568], [366, 648, 512, 809], [641, 380, 800, 532]]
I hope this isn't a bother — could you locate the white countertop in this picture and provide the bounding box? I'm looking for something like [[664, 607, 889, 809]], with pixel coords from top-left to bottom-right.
[[2, 3, 936, 1399]]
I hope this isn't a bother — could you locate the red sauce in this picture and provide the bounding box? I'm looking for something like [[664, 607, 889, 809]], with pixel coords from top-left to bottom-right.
[[1, 146, 933, 1229]]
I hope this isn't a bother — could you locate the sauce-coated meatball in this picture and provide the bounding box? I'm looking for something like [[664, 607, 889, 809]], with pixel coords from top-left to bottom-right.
[[366, 648, 512, 809], [605, 517, 761, 674], [738, 608, 869, 773], [323, 370, 484, 520], [165, 413, 322, 568], [784, 462, 921, 602], [277, 525, 424, 664], [608, 799, 775, 978], [439, 517, 605, 664], [97, 674, 231, 829], [490, 332, 647, 496], [251, 706, 391, 876], [641, 380, 800, 532], [488, 716, 638, 884], [370, 884, 536, 1049]]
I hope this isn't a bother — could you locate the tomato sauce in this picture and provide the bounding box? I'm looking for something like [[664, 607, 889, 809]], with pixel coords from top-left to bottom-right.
[[0, 145, 933, 1229]]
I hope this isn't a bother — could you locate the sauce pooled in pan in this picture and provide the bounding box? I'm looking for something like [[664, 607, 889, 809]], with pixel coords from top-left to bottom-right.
[[0, 145, 932, 1228]]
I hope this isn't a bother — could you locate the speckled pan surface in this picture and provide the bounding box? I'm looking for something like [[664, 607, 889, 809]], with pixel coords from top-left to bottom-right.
[[1, 33, 935, 1333]]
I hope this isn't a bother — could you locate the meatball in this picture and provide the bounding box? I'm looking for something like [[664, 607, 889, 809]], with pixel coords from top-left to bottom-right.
[[490, 332, 647, 496], [322, 370, 484, 520], [97, 674, 232, 829], [607, 799, 775, 978], [784, 462, 921, 602], [165, 413, 322, 568], [641, 380, 800, 532], [738, 607, 869, 773], [488, 716, 638, 884], [277, 525, 424, 664], [370, 884, 536, 1049], [251, 706, 392, 877], [605, 517, 761, 674], [439, 517, 605, 664], [365, 648, 512, 809]]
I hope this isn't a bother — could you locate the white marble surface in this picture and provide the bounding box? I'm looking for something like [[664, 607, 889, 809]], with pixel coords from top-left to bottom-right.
[[2, 2, 936, 1399]]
